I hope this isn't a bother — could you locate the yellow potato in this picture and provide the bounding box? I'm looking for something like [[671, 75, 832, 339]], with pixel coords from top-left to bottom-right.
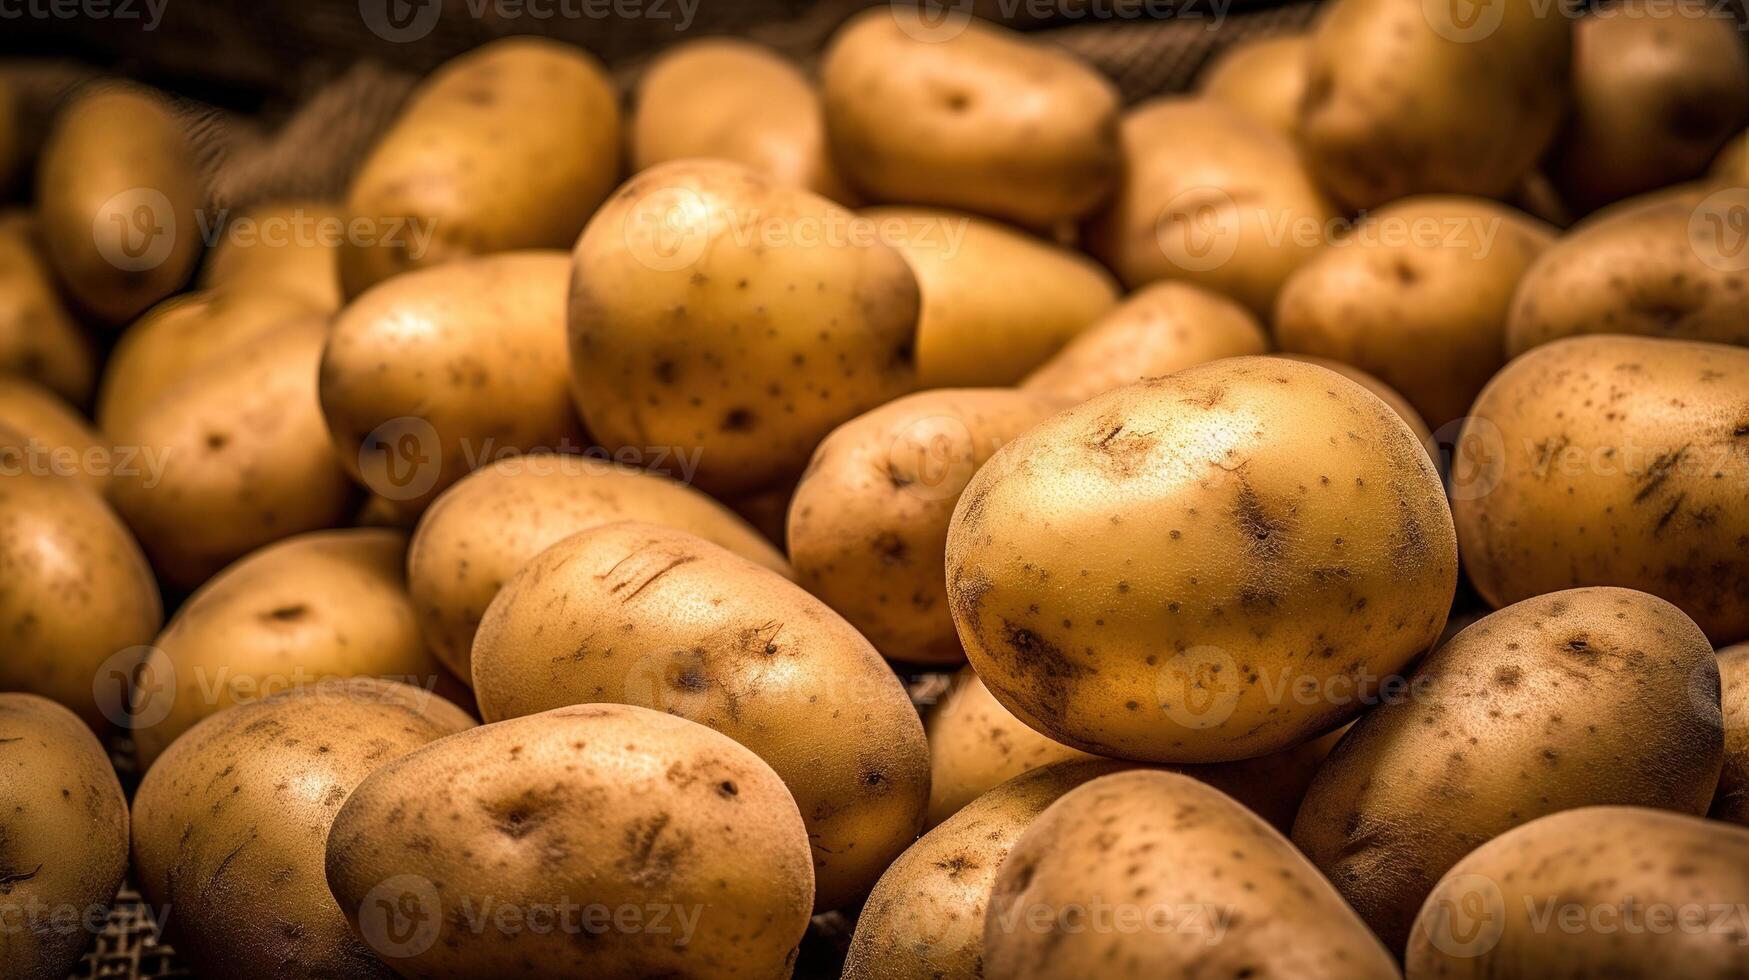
[[200, 200, 345, 311], [0, 377, 110, 497], [1197, 34, 1308, 137], [1717, 643, 1749, 825], [0, 215, 95, 406], [1277, 355, 1435, 461]]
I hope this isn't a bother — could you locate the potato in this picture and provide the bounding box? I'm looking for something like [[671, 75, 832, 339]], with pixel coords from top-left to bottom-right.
[[340, 37, 620, 297], [985, 770, 1399, 979], [200, 201, 344, 311], [820, 8, 1120, 227], [1453, 336, 1749, 643], [864, 207, 1117, 387], [36, 83, 200, 323], [1550, 2, 1749, 212], [569, 159, 919, 495], [1406, 807, 1749, 978], [947, 357, 1456, 762], [632, 39, 852, 203], [0, 377, 109, 496], [0, 694, 128, 980], [407, 452, 789, 681], [1020, 281, 1269, 405], [325, 703, 814, 979], [471, 522, 929, 910], [1274, 196, 1556, 428], [1299, 0, 1570, 209], [130, 528, 468, 769], [1197, 34, 1308, 137], [321, 251, 583, 512], [110, 316, 355, 591], [133, 678, 473, 979], [1085, 98, 1336, 316], [1293, 587, 1723, 951], [1715, 643, 1749, 824], [0, 215, 95, 405], [787, 388, 1062, 664], [0, 473, 161, 727], [1713, 130, 1746, 184], [1277, 355, 1435, 461]]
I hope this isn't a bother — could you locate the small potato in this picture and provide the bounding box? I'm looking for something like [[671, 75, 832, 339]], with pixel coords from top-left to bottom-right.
[[1716, 643, 1749, 824], [325, 703, 815, 980], [1406, 807, 1749, 979], [1453, 336, 1749, 643], [340, 38, 620, 297], [1020, 281, 1269, 405], [787, 388, 1063, 664], [864, 207, 1118, 387], [0, 215, 95, 406], [407, 452, 788, 681], [986, 771, 1399, 980], [321, 251, 584, 512], [471, 522, 929, 911], [1197, 34, 1308, 137], [133, 679, 473, 979], [821, 8, 1120, 227], [569, 160, 919, 495], [1085, 98, 1336, 317], [36, 83, 200, 324], [632, 39, 852, 202], [1293, 588, 1724, 951], [0, 377, 109, 496], [200, 201, 344, 311], [0, 694, 128, 980], [1276, 355, 1435, 461]]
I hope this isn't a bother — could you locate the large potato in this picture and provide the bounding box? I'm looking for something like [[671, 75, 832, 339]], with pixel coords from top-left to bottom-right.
[[1196, 34, 1308, 137], [471, 522, 929, 910], [985, 771, 1399, 980], [325, 703, 814, 980], [200, 201, 345, 311], [0, 377, 109, 497], [947, 357, 1456, 762], [1453, 336, 1749, 643], [1717, 643, 1749, 824], [0, 215, 95, 405], [340, 38, 620, 297], [133, 679, 473, 979], [569, 159, 919, 495], [1086, 98, 1336, 317], [787, 388, 1062, 664], [407, 452, 788, 681], [1293, 588, 1724, 951]]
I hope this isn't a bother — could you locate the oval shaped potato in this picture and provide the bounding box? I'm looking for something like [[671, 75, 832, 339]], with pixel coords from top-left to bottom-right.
[[200, 201, 345, 311], [788, 388, 1062, 664], [1276, 355, 1436, 461], [1197, 34, 1308, 137], [322, 251, 583, 512], [948, 357, 1457, 762], [340, 37, 621, 297], [36, 83, 200, 324], [569, 159, 919, 495], [1020, 281, 1269, 405], [1293, 587, 1723, 951], [632, 39, 851, 203], [407, 452, 789, 681], [1298, 0, 1571, 209], [0, 694, 128, 980], [1085, 98, 1336, 316], [1406, 807, 1749, 979], [325, 703, 815, 979], [133, 678, 473, 979], [0, 377, 109, 497], [1453, 336, 1749, 643], [0, 215, 95, 405], [986, 770, 1399, 980], [1716, 643, 1749, 825], [821, 8, 1119, 227], [471, 522, 929, 910]]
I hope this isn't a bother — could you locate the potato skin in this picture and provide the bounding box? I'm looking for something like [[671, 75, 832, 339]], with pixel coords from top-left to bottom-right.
[[947, 357, 1457, 763], [788, 388, 1062, 665], [821, 9, 1119, 227], [1276, 355, 1435, 461], [132, 679, 473, 980], [340, 38, 620, 297], [0, 694, 128, 980], [325, 703, 815, 980], [1453, 336, 1749, 643], [1197, 34, 1308, 137], [407, 453, 788, 681], [1293, 588, 1724, 952], [200, 201, 344, 311], [1406, 807, 1749, 979], [986, 771, 1399, 980], [471, 522, 928, 911], [1712, 643, 1749, 824], [0, 378, 110, 497], [1713, 131, 1746, 184], [0, 216, 95, 406]]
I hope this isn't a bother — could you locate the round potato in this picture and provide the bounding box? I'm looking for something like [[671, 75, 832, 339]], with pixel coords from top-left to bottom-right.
[[1714, 643, 1749, 824], [471, 522, 929, 911], [325, 703, 815, 980], [407, 452, 788, 681], [1453, 336, 1749, 643], [947, 357, 1457, 762], [200, 201, 345, 311], [1197, 34, 1308, 137], [133, 679, 473, 979], [340, 37, 621, 297], [821, 8, 1120, 228], [0, 215, 95, 406], [0, 377, 109, 497], [787, 388, 1063, 665]]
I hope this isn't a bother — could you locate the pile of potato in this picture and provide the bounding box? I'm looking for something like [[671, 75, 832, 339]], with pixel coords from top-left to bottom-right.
[[1, 1, 1748, 977]]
